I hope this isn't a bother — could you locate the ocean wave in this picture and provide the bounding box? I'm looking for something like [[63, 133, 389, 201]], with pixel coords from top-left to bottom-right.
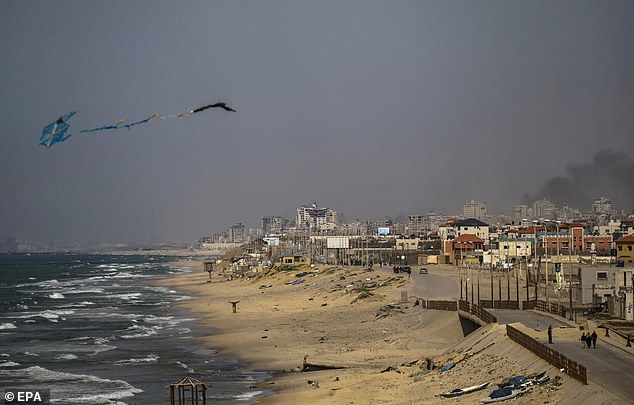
[[62, 288, 105, 294], [174, 361, 194, 373], [0, 322, 17, 330], [0, 366, 142, 404], [55, 354, 78, 360], [234, 390, 264, 401], [0, 361, 20, 367], [91, 344, 117, 355], [57, 301, 96, 308], [48, 293, 65, 299], [15, 309, 75, 322], [120, 324, 159, 339], [105, 293, 142, 301], [144, 286, 176, 294], [109, 272, 152, 279], [66, 336, 91, 342], [113, 354, 159, 365]]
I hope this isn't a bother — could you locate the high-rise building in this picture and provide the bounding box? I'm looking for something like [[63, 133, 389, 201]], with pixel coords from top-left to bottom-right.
[[407, 215, 425, 236], [261, 216, 286, 234], [228, 223, 246, 243], [533, 198, 555, 219], [593, 196, 613, 214], [296, 203, 337, 232], [512, 204, 532, 222], [462, 200, 487, 220]]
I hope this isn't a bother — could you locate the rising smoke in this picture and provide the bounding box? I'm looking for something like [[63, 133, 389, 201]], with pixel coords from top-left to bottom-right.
[[523, 150, 634, 211]]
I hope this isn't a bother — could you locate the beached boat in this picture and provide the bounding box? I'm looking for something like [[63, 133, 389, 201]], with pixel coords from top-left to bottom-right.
[[480, 386, 529, 403], [439, 382, 489, 398], [498, 371, 546, 388]]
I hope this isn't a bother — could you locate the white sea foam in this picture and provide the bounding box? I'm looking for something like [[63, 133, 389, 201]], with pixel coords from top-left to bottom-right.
[[144, 286, 176, 294], [63, 288, 105, 294], [33, 309, 75, 322], [55, 353, 78, 360], [0, 361, 20, 367], [66, 336, 91, 342], [174, 361, 195, 373], [0, 366, 142, 404], [91, 344, 117, 355], [106, 293, 142, 301], [48, 293, 65, 299], [114, 354, 159, 365], [234, 391, 263, 401], [58, 301, 96, 308], [120, 324, 159, 339], [0, 322, 17, 330]]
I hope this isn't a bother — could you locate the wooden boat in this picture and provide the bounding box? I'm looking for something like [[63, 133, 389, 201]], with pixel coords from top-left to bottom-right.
[[439, 382, 489, 398]]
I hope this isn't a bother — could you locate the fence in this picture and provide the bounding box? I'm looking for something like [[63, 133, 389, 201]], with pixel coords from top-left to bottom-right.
[[478, 299, 520, 310], [506, 324, 587, 384], [534, 300, 567, 318], [459, 300, 497, 324], [423, 300, 457, 311]]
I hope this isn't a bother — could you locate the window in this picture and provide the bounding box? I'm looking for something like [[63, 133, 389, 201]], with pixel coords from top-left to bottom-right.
[[629, 246, 633, 251], [619, 246, 623, 251], [596, 272, 608, 281]]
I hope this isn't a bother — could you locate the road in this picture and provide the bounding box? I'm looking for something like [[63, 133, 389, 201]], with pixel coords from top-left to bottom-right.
[[490, 309, 569, 331], [407, 266, 460, 299], [551, 338, 634, 400]]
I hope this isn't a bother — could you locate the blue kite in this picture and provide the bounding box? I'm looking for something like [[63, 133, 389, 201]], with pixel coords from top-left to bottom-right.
[[39, 102, 236, 148], [39, 111, 77, 148]]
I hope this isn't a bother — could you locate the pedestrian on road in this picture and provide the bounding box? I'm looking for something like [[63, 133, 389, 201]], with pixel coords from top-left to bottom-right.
[[586, 332, 593, 349], [581, 332, 587, 348], [591, 331, 598, 349], [548, 325, 553, 344]]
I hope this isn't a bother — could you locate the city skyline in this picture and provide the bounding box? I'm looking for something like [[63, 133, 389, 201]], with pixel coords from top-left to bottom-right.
[[2, 2, 633, 243]]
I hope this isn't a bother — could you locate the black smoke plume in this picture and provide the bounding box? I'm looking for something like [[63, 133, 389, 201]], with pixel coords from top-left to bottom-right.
[[524, 150, 634, 211]]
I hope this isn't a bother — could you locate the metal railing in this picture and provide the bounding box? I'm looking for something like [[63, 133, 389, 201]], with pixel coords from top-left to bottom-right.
[[506, 324, 587, 384]]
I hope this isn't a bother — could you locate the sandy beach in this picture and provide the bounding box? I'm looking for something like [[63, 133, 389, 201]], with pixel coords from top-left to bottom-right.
[[161, 262, 627, 404]]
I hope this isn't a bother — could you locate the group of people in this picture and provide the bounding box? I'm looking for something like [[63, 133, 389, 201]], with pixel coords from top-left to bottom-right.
[[581, 331, 598, 349]]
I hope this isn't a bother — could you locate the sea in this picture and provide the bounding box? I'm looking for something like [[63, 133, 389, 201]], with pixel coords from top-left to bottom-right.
[[0, 253, 270, 404]]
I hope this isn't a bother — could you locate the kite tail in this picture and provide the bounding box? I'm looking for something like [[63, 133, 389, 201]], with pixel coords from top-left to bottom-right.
[[80, 113, 164, 133]]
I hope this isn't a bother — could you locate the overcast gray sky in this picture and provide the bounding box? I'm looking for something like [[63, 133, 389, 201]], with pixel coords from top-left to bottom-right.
[[1, 1, 633, 243]]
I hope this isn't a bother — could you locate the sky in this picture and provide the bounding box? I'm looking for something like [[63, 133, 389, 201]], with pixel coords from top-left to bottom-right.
[[1, 1, 633, 244]]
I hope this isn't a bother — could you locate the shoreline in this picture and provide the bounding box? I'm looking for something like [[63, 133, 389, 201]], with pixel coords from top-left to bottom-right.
[[162, 261, 625, 404]]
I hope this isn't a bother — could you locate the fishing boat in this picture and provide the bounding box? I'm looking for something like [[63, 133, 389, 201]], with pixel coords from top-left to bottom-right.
[[439, 382, 489, 398], [480, 386, 529, 403]]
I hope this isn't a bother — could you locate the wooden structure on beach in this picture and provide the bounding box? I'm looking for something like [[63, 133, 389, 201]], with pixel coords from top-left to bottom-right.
[[168, 376, 207, 405]]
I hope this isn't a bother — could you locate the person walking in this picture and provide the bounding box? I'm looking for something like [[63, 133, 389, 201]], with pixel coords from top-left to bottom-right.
[[586, 332, 593, 349], [581, 332, 587, 348], [591, 331, 598, 349], [548, 325, 553, 344]]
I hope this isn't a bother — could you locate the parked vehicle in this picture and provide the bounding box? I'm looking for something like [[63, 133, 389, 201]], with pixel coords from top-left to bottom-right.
[[419, 267, 428, 274]]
